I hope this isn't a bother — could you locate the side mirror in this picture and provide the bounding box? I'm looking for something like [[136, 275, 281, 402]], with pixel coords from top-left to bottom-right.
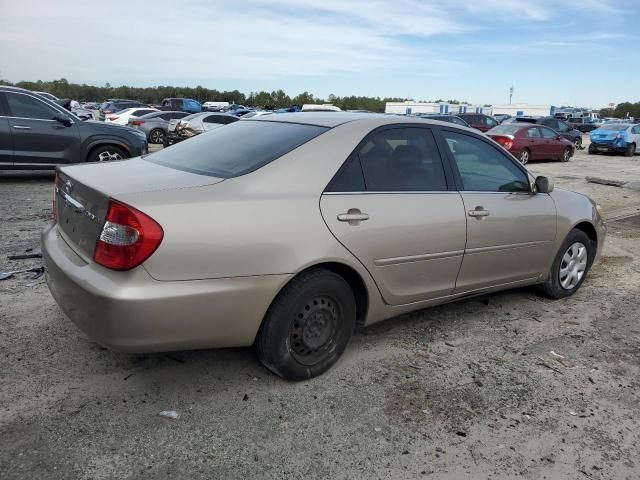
[[54, 114, 73, 127], [557, 135, 563, 140], [535, 175, 554, 194]]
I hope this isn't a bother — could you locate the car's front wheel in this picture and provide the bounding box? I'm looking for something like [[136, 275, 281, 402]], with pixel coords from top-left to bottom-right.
[[588, 143, 597, 154], [561, 146, 572, 162], [255, 269, 356, 381], [624, 143, 635, 157], [87, 145, 127, 163], [540, 229, 594, 299]]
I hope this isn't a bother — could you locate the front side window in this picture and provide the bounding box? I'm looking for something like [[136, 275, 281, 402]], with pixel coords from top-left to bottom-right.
[[442, 131, 530, 193], [203, 115, 224, 124], [357, 127, 447, 191], [556, 121, 569, 132], [540, 127, 558, 139], [147, 120, 327, 178], [6, 93, 59, 120]]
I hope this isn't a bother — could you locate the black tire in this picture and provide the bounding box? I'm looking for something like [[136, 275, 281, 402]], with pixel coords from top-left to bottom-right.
[[624, 143, 635, 157], [573, 137, 582, 149], [540, 229, 594, 299], [588, 143, 597, 154], [255, 269, 356, 381], [87, 145, 127, 163], [561, 146, 572, 162], [519, 148, 530, 165], [149, 128, 165, 144]]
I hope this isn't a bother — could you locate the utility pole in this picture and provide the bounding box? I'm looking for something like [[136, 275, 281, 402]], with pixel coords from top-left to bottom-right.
[[509, 85, 514, 105]]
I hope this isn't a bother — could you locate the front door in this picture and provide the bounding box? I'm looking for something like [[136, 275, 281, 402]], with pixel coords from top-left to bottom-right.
[[439, 129, 557, 292], [4, 91, 80, 167], [320, 126, 466, 305], [524, 126, 544, 160], [539, 126, 564, 159]]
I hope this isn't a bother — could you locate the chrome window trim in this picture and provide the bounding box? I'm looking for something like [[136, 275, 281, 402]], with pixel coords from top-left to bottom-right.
[[322, 191, 458, 195], [2, 91, 79, 122]]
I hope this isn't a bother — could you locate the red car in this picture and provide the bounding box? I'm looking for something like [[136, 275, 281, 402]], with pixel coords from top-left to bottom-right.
[[457, 113, 499, 132], [487, 124, 574, 164]]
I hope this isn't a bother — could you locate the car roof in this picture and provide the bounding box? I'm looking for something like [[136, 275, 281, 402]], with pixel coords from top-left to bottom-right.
[[246, 111, 482, 133]]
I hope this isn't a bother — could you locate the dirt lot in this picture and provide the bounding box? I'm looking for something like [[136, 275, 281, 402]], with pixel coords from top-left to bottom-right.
[[1, 138, 639, 479]]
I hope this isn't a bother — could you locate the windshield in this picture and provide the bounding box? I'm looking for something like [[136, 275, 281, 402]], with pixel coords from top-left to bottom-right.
[[488, 124, 520, 135], [147, 120, 328, 178], [600, 124, 630, 130]]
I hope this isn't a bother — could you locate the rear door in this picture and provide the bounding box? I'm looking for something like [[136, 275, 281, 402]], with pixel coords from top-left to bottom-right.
[[0, 94, 13, 166], [320, 126, 466, 305], [439, 129, 557, 292], [4, 91, 81, 167], [524, 127, 544, 159]]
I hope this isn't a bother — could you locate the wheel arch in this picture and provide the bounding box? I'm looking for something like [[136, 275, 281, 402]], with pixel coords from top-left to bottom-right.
[[266, 261, 370, 326], [83, 138, 132, 161], [572, 221, 598, 251]]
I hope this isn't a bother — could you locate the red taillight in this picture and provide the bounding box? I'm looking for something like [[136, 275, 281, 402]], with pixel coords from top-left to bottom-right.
[[94, 199, 163, 271], [106, 115, 119, 121], [104, 109, 113, 114], [130, 120, 144, 126], [492, 135, 513, 150], [52, 172, 58, 222]]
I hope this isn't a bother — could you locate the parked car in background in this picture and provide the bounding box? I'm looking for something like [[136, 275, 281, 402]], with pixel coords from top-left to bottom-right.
[[417, 113, 469, 127], [567, 117, 601, 133], [0, 86, 147, 169], [589, 124, 640, 156], [494, 114, 512, 124], [203, 101, 230, 111], [99, 99, 148, 121], [43, 112, 605, 381], [128, 111, 191, 144], [301, 104, 342, 112], [241, 111, 272, 119], [158, 98, 202, 114], [457, 113, 499, 132], [487, 123, 574, 164], [163, 112, 239, 146], [105, 107, 159, 125], [507, 117, 583, 149], [56, 99, 95, 121]]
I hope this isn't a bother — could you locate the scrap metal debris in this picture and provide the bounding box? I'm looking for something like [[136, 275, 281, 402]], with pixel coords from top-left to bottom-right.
[[585, 177, 627, 187], [0, 266, 45, 281]]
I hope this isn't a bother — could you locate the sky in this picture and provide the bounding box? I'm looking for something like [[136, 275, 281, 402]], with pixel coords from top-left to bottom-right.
[[0, 0, 638, 107]]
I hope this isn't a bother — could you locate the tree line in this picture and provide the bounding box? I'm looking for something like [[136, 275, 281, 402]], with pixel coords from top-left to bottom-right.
[[0, 78, 407, 112], [599, 102, 640, 119]]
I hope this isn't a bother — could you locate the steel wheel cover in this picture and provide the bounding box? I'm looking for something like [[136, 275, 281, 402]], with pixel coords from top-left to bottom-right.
[[559, 242, 587, 290]]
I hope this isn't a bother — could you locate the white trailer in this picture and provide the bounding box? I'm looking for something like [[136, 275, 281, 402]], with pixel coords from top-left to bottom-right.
[[385, 102, 491, 115], [491, 104, 554, 117]]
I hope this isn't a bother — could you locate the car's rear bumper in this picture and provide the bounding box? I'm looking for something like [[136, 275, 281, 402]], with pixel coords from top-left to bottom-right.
[[590, 142, 625, 153], [42, 223, 290, 353]]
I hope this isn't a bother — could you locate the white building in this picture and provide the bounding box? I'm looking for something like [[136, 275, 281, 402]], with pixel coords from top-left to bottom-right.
[[385, 101, 491, 116], [491, 104, 555, 117]]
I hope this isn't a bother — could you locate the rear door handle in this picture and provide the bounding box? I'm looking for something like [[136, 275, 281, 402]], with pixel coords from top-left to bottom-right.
[[468, 206, 490, 218], [337, 209, 369, 225], [12, 125, 31, 130]]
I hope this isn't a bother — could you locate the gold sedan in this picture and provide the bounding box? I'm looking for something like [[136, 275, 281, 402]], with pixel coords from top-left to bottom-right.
[[43, 113, 606, 380]]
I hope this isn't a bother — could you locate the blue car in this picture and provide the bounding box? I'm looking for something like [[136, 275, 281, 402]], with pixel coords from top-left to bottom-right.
[[588, 123, 640, 157]]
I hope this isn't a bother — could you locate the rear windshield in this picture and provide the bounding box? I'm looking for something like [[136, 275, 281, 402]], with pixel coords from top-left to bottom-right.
[[147, 120, 328, 178], [488, 124, 521, 135]]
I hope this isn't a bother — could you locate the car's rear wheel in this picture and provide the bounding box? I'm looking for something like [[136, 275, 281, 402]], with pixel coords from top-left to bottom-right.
[[561, 146, 572, 162], [624, 143, 635, 157], [519, 148, 530, 165], [255, 269, 356, 381], [87, 145, 127, 163], [149, 128, 165, 144], [540, 229, 594, 299]]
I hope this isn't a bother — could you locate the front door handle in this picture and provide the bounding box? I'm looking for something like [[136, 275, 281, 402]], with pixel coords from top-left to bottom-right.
[[468, 206, 490, 218], [337, 208, 369, 226], [12, 125, 31, 130]]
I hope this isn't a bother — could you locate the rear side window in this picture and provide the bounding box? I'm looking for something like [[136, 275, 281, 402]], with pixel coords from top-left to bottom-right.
[[203, 115, 225, 124], [147, 120, 328, 178], [356, 127, 447, 191], [325, 153, 366, 192], [526, 127, 541, 138], [442, 131, 530, 193]]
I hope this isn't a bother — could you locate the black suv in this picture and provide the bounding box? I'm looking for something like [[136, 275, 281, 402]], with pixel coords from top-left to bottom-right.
[[510, 116, 583, 148], [99, 99, 148, 121], [0, 86, 147, 170]]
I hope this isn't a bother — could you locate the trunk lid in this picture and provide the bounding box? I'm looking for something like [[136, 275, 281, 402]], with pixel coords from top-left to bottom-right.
[[55, 158, 223, 261]]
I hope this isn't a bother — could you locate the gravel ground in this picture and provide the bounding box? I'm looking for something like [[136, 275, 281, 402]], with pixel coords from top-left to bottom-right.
[[1, 137, 640, 479]]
